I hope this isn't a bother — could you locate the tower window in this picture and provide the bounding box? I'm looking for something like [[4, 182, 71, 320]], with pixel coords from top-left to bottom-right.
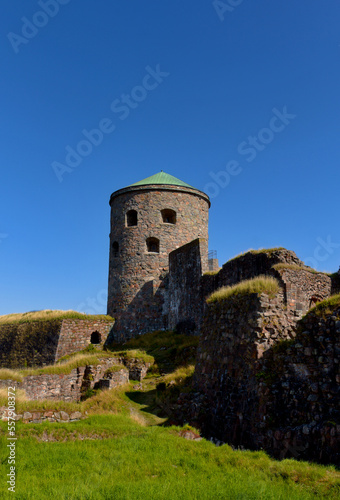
[[126, 210, 138, 227], [112, 241, 119, 257], [91, 331, 101, 344], [161, 209, 176, 224], [146, 237, 160, 253]]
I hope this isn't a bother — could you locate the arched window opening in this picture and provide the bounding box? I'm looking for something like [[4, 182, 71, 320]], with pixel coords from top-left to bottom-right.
[[91, 331, 101, 344], [161, 209, 176, 224], [126, 210, 138, 227], [112, 241, 119, 257], [146, 237, 160, 253]]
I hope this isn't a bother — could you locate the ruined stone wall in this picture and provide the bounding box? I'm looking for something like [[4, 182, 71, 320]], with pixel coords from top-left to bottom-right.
[[186, 293, 339, 465], [193, 292, 295, 445], [0, 320, 62, 368], [0, 318, 114, 368], [168, 239, 208, 333], [0, 353, 152, 401], [0, 407, 85, 424], [215, 249, 302, 289], [332, 272, 340, 295], [253, 307, 340, 464], [55, 319, 114, 361], [0, 358, 128, 402], [273, 267, 331, 320], [199, 250, 332, 329], [107, 185, 210, 341]]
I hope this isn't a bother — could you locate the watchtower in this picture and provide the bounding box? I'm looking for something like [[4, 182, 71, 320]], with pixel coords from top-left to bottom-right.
[[107, 171, 210, 341]]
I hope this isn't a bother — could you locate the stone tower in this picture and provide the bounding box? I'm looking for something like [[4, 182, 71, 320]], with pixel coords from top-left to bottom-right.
[[107, 171, 210, 341]]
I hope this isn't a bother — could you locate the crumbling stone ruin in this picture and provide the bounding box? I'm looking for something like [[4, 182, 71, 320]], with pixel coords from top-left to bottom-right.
[[0, 172, 338, 462], [0, 354, 151, 403], [185, 285, 340, 465], [0, 317, 114, 368]]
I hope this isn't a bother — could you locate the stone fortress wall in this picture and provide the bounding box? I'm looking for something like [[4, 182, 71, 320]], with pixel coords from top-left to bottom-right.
[[107, 183, 210, 341], [0, 319, 114, 369], [0, 354, 151, 402], [180, 293, 340, 465], [170, 248, 339, 465], [1, 172, 339, 462]]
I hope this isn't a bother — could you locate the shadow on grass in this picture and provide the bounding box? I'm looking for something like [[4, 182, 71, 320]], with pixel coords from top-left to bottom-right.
[[126, 388, 177, 426], [106, 330, 199, 375]]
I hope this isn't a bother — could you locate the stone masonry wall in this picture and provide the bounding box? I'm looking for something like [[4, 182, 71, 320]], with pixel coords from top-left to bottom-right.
[[0, 318, 114, 369], [0, 320, 62, 369], [0, 407, 85, 424], [185, 293, 339, 465], [0, 358, 128, 402], [272, 267, 331, 321], [193, 292, 295, 445], [215, 249, 303, 289], [107, 185, 209, 341], [199, 249, 332, 332], [55, 319, 114, 361], [168, 238, 208, 333], [253, 306, 340, 464]]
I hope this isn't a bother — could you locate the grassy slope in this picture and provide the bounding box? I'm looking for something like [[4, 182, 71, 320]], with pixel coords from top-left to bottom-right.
[[0, 331, 338, 499], [0, 414, 339, 500]]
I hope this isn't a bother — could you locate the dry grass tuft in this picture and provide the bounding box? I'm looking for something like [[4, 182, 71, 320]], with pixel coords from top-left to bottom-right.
[[0, 309, 113, 325], [163, 365, 195, 385], [0, 368, 23, 382], [23, 353, 115, 376], [207, 276, 280, 304]]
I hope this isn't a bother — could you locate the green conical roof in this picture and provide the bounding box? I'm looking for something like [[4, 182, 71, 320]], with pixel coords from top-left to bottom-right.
[[129, 171, 194, 189]]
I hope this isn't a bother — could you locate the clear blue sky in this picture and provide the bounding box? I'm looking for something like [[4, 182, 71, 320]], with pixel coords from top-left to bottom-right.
[[1, 1, 339, 315]]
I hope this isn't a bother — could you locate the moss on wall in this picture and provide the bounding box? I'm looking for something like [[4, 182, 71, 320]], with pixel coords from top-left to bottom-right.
[[0, 319, 62, 368]]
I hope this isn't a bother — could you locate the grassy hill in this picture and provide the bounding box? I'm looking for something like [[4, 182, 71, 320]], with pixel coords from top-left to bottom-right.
[[0, 330, 339, 499]]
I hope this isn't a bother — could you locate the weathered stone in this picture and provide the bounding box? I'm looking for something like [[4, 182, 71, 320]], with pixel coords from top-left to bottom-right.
[[70, 412, 82, 420], [107, 183, 210, 341], [180, 291, 340, 465]]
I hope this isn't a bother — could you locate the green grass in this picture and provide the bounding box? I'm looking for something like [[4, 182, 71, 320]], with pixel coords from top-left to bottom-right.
[[104, 365, 127, 375], [0, 353, 117, 379], [207, 276, 280, 304], [111, 349, 155, 364], [306, 293, 340, 318], [0, 331, 339, 498], [0, 309, 113, 325], [107, 330, 199, 376], [0, 414, 338, 499]]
